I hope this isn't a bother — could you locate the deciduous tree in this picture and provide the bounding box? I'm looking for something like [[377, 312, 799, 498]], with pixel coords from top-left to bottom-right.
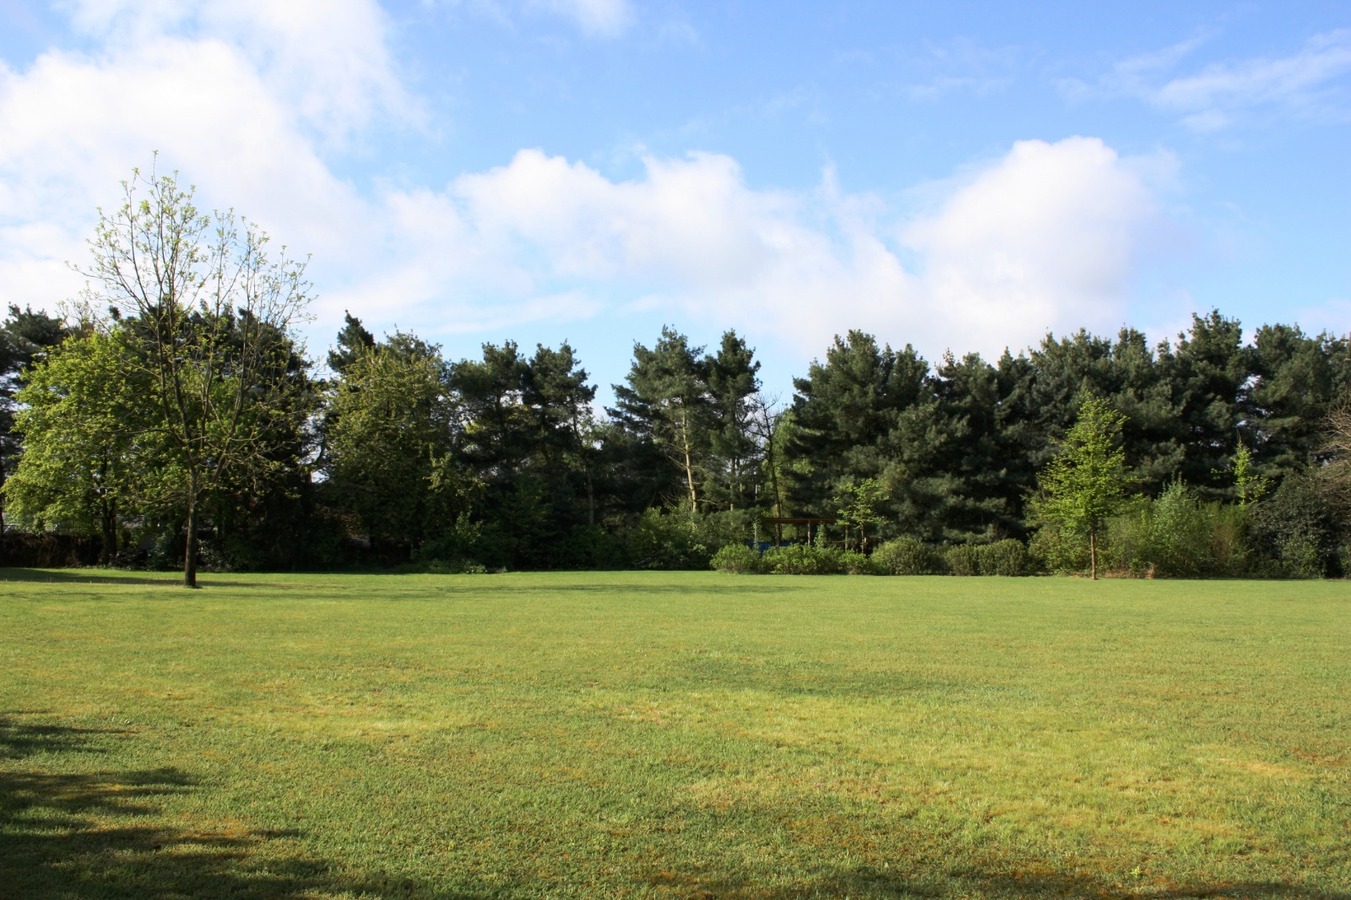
[[1030, 396, 1129, 580], [78, 161, 314, 586]]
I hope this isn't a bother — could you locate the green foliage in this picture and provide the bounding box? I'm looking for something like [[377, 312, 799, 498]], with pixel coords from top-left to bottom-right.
[[943, 543, 980, 576], [975, 539, 1029, 576], [0, 304, 70, 534], [832, 475, 889, 551], [326, 311, 375, 375], [1231, 443, 1268, 509], [322, 338, 465, 562], [710, 543, 764, 574], [624, 508, 711, 570], [74, 161, 315, 586], [1107, 482, 1249, 578], [1248, 472, 1339, 578], [1029, 396, 1130, 579], [411, 515, 485, 572], [3, 330, 144, 563], [870, 535, 942, 575], [761, 543, 846, 575], [1027, 521, 1090, 575]]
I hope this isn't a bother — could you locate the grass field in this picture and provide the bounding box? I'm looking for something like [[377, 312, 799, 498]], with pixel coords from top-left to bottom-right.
[[0, 569, 1347, 898]]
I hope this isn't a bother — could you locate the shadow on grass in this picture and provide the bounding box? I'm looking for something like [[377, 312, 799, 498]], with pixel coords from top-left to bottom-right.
[[0, 567, 183, 587], [0, 715, 459, 899], [0, 568, 304, 592]]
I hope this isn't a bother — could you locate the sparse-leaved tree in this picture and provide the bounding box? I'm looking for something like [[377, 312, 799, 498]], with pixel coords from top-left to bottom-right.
[[78, 161, 314, 587]]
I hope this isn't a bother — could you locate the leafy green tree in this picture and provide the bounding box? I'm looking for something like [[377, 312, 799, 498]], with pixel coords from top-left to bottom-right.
[[0, 305, 69, 535], [786, 331, 927, 514], [4, 328, 147, 562], [327, 311, 376, 375], [833, 476, 888, 552], [1030, 396, 1130, 580], [77, 162, 314, 587], [322, 335, 467, 562], [1248, 470, 1339, 578], [704, 331, 763, 512], [1163, 311, 1248, 497], [448, 340, 598, 568], [1243, 324, 1344, 483], [929, 351, 1027, 540], [610, 326, 713, 513]]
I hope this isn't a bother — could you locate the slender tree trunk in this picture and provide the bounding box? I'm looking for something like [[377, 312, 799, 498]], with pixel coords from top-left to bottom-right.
[[1089, 528, 1098, 581], [100, 499, 117, 566], [678, 408, 698, 514], [184, 494, 199, 588]]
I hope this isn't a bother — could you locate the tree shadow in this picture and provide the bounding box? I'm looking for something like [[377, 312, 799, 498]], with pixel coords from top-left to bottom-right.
[[0, 567, 182, 587], [0, 714, 449, 899], [0, 568, 292, 591]]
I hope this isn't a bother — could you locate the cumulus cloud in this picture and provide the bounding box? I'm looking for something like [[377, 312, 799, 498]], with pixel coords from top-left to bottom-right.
[[1, 0, 1180, 376], [0, 0, 398, 318], [902, 137, 1172, 352], [341, 138, 1173, 362]]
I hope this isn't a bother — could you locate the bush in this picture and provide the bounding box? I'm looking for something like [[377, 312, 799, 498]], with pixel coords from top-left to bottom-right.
[[977, 539, 1028, 576], [1028, 522, 1089, 576], [412, 514, 485, 572], [625, 509, 711, 570], [1249, 473, 1338, 578], [1106, 486, 1250, 579], [710, 543, 764, 574], [840, 550, 876, 575], [944, 543, 980, 576], [871, 536, 941, 575], [762, 543, 845, 575]]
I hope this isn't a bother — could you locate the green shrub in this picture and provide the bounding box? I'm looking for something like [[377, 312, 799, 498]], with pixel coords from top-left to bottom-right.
[[710, 543, 764, 574], [1028, 522, 1089, 575], [944, 543, 980, 576], [1249, 473, 1338, 578], [977, 539, 1028, 576], [762, 543, 845, 575], [840, 550, 876, 575], [1106, 486, 1251, 579], [625, 509, 711, 570], [871, 536, 941, 575]]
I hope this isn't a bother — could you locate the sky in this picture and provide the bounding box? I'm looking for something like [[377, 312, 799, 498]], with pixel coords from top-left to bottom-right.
[[1, 0, 1348, 404]]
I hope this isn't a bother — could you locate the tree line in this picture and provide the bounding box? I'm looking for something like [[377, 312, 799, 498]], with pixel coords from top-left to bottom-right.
[[2, 166, 1350, 582]]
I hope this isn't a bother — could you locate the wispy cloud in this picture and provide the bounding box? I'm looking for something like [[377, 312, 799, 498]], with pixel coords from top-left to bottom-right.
[[1073, 28, 1351, 131], [900, 37, 1020, 103], [526, 0, 634, 38]]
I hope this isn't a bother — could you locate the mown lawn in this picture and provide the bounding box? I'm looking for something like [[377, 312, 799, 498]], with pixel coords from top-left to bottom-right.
[[0, 569, 1347, 898]]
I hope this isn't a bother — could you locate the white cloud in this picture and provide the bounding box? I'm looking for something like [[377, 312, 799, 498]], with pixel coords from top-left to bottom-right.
[[351, 138, 1173, 362], [0, 2, 1186, 375], [902, 137, 1172, 352], [0, 0, 402, 318], [528, 0, 634, 38], [1084, 29, 1351, 131]]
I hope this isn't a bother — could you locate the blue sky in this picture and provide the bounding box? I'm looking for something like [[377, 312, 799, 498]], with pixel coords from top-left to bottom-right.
[[1, 1, 1348, 403]]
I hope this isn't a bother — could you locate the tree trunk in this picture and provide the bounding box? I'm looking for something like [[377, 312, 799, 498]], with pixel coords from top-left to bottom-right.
[[183, 495, 200, 588], [1089, 528, 1097, 581], [100, 499, 117, 566], [678, 410, 698, 514]]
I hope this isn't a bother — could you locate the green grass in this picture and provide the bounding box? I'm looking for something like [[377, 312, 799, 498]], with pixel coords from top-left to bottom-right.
[[1, 569, 1348, 898]]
